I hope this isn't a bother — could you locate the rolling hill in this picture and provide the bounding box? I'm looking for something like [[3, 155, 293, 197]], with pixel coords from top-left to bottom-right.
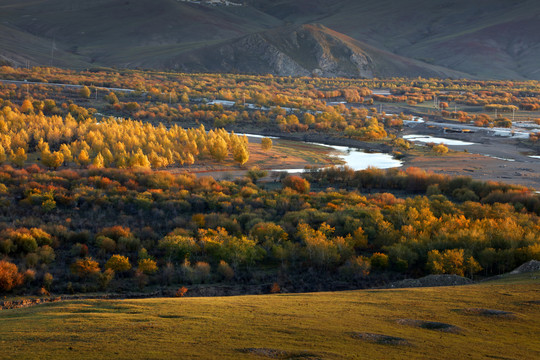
[[1, 0, 539, 79], [1, 272, 538, 359]]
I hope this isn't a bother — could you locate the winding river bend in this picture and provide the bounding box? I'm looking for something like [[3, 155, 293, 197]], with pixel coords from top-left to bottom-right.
[[241, 133, 403, 173]]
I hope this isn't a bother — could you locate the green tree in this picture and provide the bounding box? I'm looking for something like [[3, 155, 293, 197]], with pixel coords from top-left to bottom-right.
[[247, 166, 268, 183], [105, 255, 131, 272], [138, 258, 158, 275], [77, 149, 91, 167], [80, 86, 91, 98], [10, 147, 27, 167], [233, 144, 249, 165], [42, 151, 64, 169], [70, 257, 101, 278], [210, 136, 228, 162], [339, 256, 371, 280], [370, 252, 389, 270], [93, 152, 105, 168], [261, 137, 273, 151], [0, 144, 6, 164], [105, 92, 119, 104], [180, 92, 189, 103], [464, 256, 482, 278]]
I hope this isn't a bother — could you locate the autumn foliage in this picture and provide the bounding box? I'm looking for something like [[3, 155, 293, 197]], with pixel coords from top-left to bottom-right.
[[0, 260, 24, 292]]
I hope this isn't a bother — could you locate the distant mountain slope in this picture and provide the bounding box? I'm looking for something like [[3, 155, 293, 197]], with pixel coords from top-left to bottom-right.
[[311, 0, 540, 79], [0, 0, 280, 68], [168, 24, 468, 78], [1, 0, 539, 79]]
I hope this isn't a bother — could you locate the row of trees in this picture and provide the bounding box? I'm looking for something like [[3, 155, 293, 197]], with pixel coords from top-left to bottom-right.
[[4, 66, 538, 144], [0, 105, 250, 169]]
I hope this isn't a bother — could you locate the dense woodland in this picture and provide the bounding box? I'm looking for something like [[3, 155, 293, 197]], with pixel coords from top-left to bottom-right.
[[0, 165, 538, 295], [0, 66, 539, 296]]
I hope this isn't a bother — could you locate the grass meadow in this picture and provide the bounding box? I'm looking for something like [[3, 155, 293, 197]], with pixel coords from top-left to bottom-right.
[[1, 272, 538, 359]]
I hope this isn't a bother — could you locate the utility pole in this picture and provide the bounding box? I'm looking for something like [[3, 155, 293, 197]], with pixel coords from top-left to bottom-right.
[[95, 87, 98, 100], [24, 80, 29, 98]]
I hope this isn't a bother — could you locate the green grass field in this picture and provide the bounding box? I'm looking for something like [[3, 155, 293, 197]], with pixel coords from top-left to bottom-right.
[[1, 272, 538, 359]]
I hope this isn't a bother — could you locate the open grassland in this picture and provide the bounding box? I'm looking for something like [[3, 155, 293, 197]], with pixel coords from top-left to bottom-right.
[[1, 273, 538, 359]]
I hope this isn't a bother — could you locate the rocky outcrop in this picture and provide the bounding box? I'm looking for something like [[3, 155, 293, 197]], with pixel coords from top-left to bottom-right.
[[181, 24, 380, 77]]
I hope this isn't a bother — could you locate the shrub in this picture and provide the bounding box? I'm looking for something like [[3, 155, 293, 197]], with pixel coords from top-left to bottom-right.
[[80, 86, 91, 98], [98, 226, 132, 241], [270, 282, 281, 293], [70, 257, 100, 278], [432, 144, 449, 154], [68, 231, 92, 244], [105, 255, 131, 272], [96, 236, 116, 253], [30, 228, 53, 246], [117, 236, 140, 252], [138, 258, 158, 275], [0, 260, 24, 292], [261, 137, 273, 151], [135, 269, 147, 290], [370, 252, 389, 270], [282, 175, 310, 193], [98, 269, 115, 290], [0, 239, 14, 254], [24, 269, 36, 283], [339, 256, 371, 280], [43, 272, 53, 290], [217, 260, 234, 280], [71, 243, 89, 257], [38, 245, 56, 264], [6, 229, 39, 253], [191, 261, 211, 283], [25, 253, 39, 267], [175, 286, 188, 297]]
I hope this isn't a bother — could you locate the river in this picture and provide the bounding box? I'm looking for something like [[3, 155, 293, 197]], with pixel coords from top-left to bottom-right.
[[242, 134, 402, 173]]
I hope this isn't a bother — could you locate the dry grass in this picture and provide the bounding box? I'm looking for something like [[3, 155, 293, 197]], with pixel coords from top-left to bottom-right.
[[0, 272, 538, 359]]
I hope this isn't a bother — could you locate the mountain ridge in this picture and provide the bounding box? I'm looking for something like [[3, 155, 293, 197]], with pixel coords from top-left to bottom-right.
[[1, 0, 539, 79]]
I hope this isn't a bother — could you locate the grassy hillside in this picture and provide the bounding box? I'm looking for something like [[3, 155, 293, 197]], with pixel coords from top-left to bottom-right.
[[317, 0, 540, 79], [0, 0, 279, 69], [0, 272, 538, 359], [1, 0, 539, 78]]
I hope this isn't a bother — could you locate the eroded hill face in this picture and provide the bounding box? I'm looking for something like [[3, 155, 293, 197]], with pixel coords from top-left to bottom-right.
[[1, 0, 539, 79]]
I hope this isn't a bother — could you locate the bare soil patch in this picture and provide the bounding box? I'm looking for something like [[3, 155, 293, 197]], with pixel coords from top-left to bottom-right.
[[459, 308, 517, 319], [238, 348, 320, 359], [404, 152, 540, 190], [397, 319, 462, 333], [350, 332, 410, 346], [402, 125, 540, 190], [166, 140, 339, 179], [384, 274, 473, 289]]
